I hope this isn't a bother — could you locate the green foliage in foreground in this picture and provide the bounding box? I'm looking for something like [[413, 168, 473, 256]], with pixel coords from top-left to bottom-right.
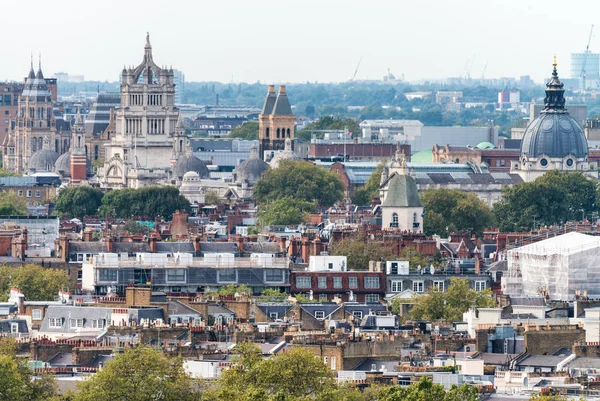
[[0, 264, 70, 302], [398, 277, 495, 321]]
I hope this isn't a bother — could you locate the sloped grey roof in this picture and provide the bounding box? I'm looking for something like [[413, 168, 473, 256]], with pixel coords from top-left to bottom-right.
[[299, 303, 342, 319], [234, 158, 268, 185], [272, 91, 293, 116], [382, 173, 422, 208], [256, 303, 294, 320], [521, 111, 587, 159], [510, 297, 545, 307], [261, 89, 277, 114], [0, 319, 28, 333], [172, 154, 210, 179], [156, 242, 195, 254], [28, 148, 59, 173]]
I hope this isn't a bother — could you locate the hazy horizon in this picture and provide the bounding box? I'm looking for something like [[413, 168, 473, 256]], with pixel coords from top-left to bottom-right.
[[3, 0, 598, 84]]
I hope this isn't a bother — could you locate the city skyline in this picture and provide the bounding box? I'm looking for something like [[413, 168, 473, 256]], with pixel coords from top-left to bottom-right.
[[1, 0, 599, 84]]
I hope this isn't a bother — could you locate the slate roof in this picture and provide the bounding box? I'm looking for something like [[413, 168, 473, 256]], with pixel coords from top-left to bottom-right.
[[472, 352, 518, 366], [198, 242, 238, 255], [516, 355, 568, 368], [156, 242, 195, 254], [352, 359, 399, 372], [0, 319, 28, 333], [382, 173, 422, 208], [168, 301, 202, 316], [299, 303, 342, 319], [244, 242, 281, 254], [261, 89, 276, 114], [272, 90, 293, 115], [510, 297, 545, 307], [256, 303, 294, 320], [344, 303, 387, 316], [564, 357, 600, 369], [46, 352, 73, 366], [86, 354, 114, 368]]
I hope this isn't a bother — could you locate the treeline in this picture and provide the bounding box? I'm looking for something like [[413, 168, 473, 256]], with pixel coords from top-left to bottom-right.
[[54, 186, 191, 219]]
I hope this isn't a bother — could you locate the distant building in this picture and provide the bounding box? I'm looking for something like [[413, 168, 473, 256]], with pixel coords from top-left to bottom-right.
[[0, 82, 23, 145], [2, 62, 68, 174], [98, 34, 184, 188], [173, 69, 184, 105], [570, 52, 600, 89], [497, 90, 520, 105]]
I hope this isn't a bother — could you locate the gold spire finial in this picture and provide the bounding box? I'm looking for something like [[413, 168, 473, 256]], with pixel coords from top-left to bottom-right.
[[401, 149, 406, 172], [553, 54, 557, 67]]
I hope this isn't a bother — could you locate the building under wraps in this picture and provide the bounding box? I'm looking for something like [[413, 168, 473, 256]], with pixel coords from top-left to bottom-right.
[[503, 232, 600, 301]]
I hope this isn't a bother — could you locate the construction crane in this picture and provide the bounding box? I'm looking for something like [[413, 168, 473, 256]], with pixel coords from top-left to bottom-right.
[[580, 24, 595, 90], [349, 56, 362, 82], [481, 61, 489, 80]]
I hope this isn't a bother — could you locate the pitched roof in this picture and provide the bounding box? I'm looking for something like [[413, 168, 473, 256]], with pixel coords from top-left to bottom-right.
[[382, 173, 422, 208], [272, 88, 293, 116]]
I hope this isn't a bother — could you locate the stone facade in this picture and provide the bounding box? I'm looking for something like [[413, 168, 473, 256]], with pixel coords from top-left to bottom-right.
[[98, 34, 180, 189], [258, 85, 295, 161]]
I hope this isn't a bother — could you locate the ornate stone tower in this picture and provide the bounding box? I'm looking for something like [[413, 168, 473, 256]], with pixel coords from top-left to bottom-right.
[[258, 85, 295, 161], [99, 33, 180, 188], [511, 57, 596, 182], [70, 109, 87, 183], [6, 59, 56, 173]]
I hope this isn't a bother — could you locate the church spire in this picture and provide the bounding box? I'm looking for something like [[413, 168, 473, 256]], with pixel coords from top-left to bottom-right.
[[542, 55, 566, 113]]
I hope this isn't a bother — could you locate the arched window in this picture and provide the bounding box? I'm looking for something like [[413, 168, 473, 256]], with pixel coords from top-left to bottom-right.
[[32, 138, 37, 152], [276, 128, 280, 138], [85, 145, 88, 156], [287, 128, 291, 138], [391, 213, 399, 228], [266, 127, 270, 138], [63, 139, 68, 153], [78, 136, 82, 148], [94, 145, 99, 160], [55, 140, 59, 153]]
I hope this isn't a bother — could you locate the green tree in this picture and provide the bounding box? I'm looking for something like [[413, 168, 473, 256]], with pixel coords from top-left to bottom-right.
[[330, 235, 395, 270], [0, 192, 27, 215], [254, 160, 344, 207], [72, 346, 197, 401], [229, 121, 259, 140], [421, 188, 495, 236], [54, 186, 104, 218], [204, 190, 221, 205], [376, 377, 479, 401], [0, 168, 20, 177], [409, 278, 495, 321], [99, 186, 191, 219], [528, 393, 568, 401], [0, 338, 57, 401], [117, 220, 152, 235], [351, 160, 386, 205], [258, 197, 316, 226], [494, 171, 598, 231], [208, 343, 335, 400], [0, 264, 70, 302]]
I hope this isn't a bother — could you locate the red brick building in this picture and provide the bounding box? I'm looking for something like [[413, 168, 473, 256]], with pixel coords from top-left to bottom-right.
[[290, 270, 386, 303]]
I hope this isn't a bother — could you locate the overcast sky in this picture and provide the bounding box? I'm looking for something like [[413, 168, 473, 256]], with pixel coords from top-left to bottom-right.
[[3, 0, 598, 84]]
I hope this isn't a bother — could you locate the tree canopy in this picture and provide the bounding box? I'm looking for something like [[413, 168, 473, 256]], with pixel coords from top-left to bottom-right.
[[0, 192, 27, 215], [351, 160, 385, 205], [206, 343, 337, 401], [72, 346, 197, 401], [229, 121, 259, 140], [258, 197, 316, 226], [405, 278, 495, 321], [0, 338, 57, 401], [421, 188, 495, 237], [0, 264, 70, 302], [54, 186, 104, 218], [330, 234, 395, 270], [493, 171, 598, 231], [254, 160, 344, 207], [99, 186, 191, 219]]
